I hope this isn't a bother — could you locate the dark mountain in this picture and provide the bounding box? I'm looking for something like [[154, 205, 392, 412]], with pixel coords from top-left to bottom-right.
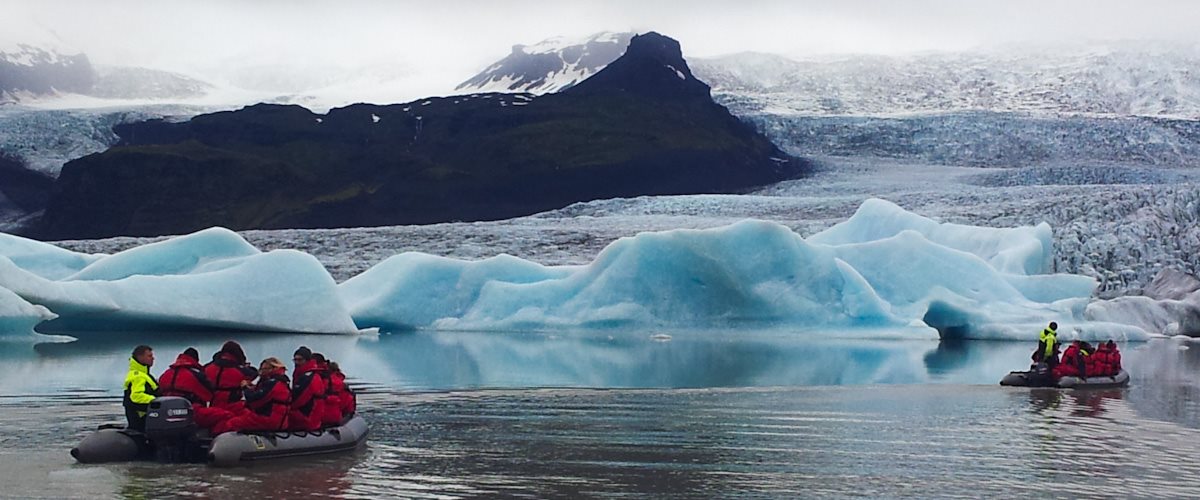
[[0, 150, 53, 212], [33, 32, 807, 239]]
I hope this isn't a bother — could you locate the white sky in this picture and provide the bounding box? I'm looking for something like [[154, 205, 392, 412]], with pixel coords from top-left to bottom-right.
[[4, 0, 1200, 99]]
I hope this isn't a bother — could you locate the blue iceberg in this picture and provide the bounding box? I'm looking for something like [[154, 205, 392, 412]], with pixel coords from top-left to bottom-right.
[[0, 199, 1155, 339], [341, 199, 1146, 340], [0, 286, 56, 335], [0, 232, 102, 280], [0, 228, 359, 335]]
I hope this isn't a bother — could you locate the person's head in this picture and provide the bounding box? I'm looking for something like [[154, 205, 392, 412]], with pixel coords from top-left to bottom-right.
[[293, 346, 312, 366], [219, 340, 246, 363], [1107, 340, 1116, 348], [329, 361, 341, 374], [259, 357, 286, 375], [182, 347, 199, 361], [312, 353, 327, 366], [132, 345, 154, 367], [1049, 321, 1058, 330]]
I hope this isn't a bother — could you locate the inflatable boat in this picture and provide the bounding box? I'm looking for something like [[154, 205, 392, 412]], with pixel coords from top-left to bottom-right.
[[999, 366, 1130, 389], [71, 396, 367, 467]]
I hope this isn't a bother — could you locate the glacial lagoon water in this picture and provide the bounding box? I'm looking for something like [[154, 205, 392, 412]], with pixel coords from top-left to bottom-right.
[[3, 330, 1200, 498]]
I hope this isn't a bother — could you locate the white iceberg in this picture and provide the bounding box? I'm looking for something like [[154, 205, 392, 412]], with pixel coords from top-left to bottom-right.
[[0, 228, 358, 335]]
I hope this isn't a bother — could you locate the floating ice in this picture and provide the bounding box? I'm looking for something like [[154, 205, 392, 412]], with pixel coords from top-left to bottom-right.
[[0, 199, 1169, 340], [0, 228, 358, 335], [0, 286, 56, 335], [339, 253, 571, 331], [0, 232, 102, 280], [63, 227, 259, 281], [342, 199, 1147, 340]]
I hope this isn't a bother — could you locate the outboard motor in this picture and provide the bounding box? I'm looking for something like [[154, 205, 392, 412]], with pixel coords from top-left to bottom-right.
[[144, 396, 199, 463]]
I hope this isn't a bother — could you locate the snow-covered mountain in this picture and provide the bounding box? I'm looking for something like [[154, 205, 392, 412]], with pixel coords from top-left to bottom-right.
[[89, 66, 211, 100], [694, 42, 1200, 118], [0, 43, 94, 103], [456, 32, 634, 94], [457, 36, 1200, 119], [2, 40, 214, 105]]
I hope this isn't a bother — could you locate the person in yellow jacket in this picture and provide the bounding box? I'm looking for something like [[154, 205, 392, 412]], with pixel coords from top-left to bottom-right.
[[1032, 321, 1060, 370], [124, 345, 159, 431]]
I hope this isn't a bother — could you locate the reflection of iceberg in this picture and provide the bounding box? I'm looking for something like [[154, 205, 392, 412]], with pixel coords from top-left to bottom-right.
[[11, 332, 381, 396], [0, 228, 358, 335], [344, 199, 1144, 340], [2, 330, 1154, 394]]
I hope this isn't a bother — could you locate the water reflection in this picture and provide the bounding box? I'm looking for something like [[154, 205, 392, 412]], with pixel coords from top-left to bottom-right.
[[2, 330, 1198, 395], [4, 333, 1200, 498], [3, 329, 1037, 397]]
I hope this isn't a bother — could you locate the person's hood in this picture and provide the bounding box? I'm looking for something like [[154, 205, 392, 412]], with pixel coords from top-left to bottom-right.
[[170, 352, 202, 368], [128, 357, 150, 374]]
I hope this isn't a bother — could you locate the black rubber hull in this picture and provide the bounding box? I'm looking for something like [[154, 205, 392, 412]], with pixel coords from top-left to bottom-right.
[[71, 416, 368, 466], [208, 416, 369, 467], [71, 427, 146, 463], [1000, 369, 1129, 388]]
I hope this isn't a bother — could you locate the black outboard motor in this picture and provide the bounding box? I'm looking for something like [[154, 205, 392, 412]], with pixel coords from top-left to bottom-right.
[[144, 396, 199, 463]]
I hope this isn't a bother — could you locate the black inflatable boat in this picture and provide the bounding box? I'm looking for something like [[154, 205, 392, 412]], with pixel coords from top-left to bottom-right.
[[1000, 366, 1130, 389], [71, 396, 367, 467]]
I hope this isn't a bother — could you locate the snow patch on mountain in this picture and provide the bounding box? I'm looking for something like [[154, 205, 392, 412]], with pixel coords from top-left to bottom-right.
[[456, 32, 634, 94]]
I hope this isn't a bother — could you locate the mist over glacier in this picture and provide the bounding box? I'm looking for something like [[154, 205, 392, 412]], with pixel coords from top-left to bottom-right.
[[0, 198, 1166, 340]]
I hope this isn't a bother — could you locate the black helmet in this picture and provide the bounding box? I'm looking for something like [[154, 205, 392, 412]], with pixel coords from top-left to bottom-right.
[[1049, 321, 1058, 330]]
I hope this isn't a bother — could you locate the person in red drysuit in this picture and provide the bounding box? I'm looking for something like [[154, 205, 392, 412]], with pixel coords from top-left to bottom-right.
[[312, 353, 343, 427], [329, 361, 355, 418], [204, 340, 258, 412], [1054, 341, 1085, 378], [212, 358, 291, 435], [1106, 340, 1122, 374], [288, 346, 326, 432], [158, 347, 232, 429]]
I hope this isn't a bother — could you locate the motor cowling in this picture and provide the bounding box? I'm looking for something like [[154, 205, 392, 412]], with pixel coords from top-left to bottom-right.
[[145, 396, 196, 443]]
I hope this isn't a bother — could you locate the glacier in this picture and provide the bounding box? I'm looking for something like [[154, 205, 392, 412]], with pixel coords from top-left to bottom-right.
[[0, 228, 359, 335], [0, 199, 1170, 340]]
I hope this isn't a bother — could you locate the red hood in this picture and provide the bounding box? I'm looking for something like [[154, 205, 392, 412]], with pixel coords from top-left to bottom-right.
[[170, 353, 202, 368]]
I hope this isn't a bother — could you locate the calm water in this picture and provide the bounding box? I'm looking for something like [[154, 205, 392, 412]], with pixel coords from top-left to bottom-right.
[[2, 330, 1200, 498]]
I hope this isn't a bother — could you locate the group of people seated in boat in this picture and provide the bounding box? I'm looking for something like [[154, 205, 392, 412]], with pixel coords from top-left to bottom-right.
[[122, 342, 355, 435], [1031, 321, 1123, 379]]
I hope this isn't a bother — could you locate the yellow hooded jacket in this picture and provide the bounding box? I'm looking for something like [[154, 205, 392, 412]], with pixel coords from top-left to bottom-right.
[[123, 357, 158, 417]]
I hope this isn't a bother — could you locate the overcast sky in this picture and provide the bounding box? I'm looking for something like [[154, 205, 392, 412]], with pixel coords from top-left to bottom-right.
[[5, 0, 1200, 97]]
